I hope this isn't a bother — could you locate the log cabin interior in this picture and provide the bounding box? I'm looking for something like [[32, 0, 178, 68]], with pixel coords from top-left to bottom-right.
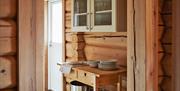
[[0, 0, 180, 91]]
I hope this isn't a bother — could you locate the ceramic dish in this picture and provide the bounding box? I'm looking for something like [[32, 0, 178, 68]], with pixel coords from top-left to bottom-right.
[[87, 60, 100, 68], [99, 59, 117, 65], [98, 63, 118, 71], [98, 60, 118, 71]]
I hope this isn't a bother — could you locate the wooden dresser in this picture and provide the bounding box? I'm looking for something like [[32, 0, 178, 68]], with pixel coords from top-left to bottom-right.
[[65, 66, 126, 91]]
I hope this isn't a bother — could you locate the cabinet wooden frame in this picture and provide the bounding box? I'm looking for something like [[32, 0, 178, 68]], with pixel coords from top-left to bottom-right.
[[71, 0, 90, 32], [90, 0, 116, 32], [71, 0, 127, 32]]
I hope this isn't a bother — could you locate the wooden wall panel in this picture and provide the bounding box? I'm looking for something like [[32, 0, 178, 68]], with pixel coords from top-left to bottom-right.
[[127, 0, 147, 91], [0, 0, 17, 90], [19, 0, 45, 90], [66, 43, 85, 58], [19, 0, 36, 90], [65, 18, 71, 29], [85, 45, 127, 66], [65, 0, 71, 12], [0, 20, 16, 38], [0, 38, 16, 55], [84, 36, 127, 49], [85, 37, 126, 47], [0, 57, 16, 89], [146, 0, 159, 90], [0, 0, 16, 18], [66, 43, 85, 50], [66, 33, 84, 42]]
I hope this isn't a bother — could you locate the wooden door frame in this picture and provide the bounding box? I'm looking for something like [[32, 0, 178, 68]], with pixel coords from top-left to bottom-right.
[[18, 0, 45, 91], [173, 0, 180, 91], [127, 0, 158, 91]]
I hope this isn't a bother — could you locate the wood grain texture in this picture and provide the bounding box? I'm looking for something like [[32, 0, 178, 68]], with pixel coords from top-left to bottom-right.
[[146, 0, 158, 91], [18, 0, 45, 91], [65, 0, 71, 12], [158, 0, 173, 90], [127, 0, 146, 90], [0, 0, 16, 18], [66, 33, 84, 42], [84, 36, 126, 49], [127, 0, 135, 90], [66, 42, 85, 50], [85, 45, 127, 66], [173, 0, 180, 90], [0, 20, 16, 38], [84, 32, 127, 37], [66, 43, 85, 58], [65, 18, 71, 29], [35, 0, 45, 91], [19, 0, 36, 90], [0, 38, 16, 55], [134, 0, 146, 90], [0, 57, 16, 89]]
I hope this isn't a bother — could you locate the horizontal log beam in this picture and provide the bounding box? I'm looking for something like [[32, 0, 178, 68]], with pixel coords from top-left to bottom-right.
[[0, 0, 16, 18], [0, 38, 16, 55], [0, 56, 16, 89]]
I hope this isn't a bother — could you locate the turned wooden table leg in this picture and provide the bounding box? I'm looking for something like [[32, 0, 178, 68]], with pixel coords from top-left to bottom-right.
[[117, 75, 122, 91], [93, 76, 100, 91]]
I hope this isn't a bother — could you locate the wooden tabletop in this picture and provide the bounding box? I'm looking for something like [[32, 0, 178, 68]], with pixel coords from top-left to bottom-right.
[[73, 66, 126, 77]]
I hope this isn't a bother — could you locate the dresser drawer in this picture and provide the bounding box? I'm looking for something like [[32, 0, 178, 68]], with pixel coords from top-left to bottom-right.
[[77, 70, 95, 86], [64, 70, 77, 79]]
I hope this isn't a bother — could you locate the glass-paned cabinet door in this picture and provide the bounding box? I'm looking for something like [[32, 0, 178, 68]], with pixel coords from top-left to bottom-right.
[[72, 0, 90, 32], [91, 0, 116, 32], [94, 0, 112, 25]]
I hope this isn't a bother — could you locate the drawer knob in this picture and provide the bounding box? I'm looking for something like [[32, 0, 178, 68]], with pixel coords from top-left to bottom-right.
[[84, 73, 87, 76]]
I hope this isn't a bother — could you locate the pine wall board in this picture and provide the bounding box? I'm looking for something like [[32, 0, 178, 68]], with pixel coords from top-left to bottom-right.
[[0, 0, 17, 90], [18, 0, 46, 90], [0, 0, 16, 18]]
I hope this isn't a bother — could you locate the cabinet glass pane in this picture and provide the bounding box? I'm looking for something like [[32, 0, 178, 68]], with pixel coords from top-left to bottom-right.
[[95, 12, 112, 25], [74, 15, 87, 26], [95, 0, 112, 11], [74, 0, 87, 13]]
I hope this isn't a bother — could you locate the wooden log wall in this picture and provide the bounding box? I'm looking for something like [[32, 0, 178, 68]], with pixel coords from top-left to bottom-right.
[[158, 0, 173, 91], [64, 0, 127, 90], [0, 0, 17, 91]]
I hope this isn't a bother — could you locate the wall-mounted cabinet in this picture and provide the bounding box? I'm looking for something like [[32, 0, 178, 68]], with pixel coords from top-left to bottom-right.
[[72, 0, 127, 32]]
